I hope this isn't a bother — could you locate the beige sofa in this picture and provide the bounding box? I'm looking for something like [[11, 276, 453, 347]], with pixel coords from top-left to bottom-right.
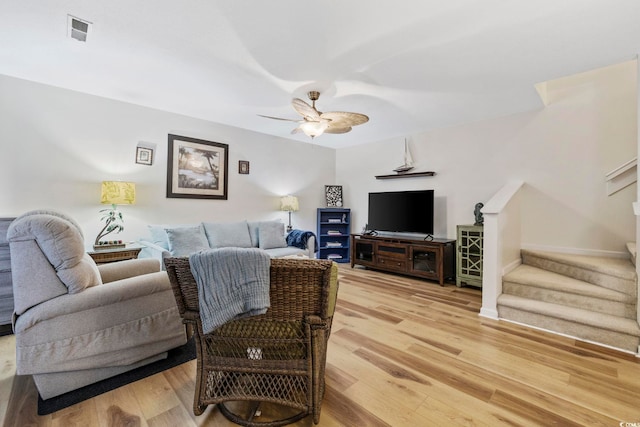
[[7, 210, 187, 399], [139, 220, 316, 268]]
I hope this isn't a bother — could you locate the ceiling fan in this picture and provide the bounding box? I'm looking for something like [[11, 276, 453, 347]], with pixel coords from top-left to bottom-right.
[[260, 91, 369, 138]]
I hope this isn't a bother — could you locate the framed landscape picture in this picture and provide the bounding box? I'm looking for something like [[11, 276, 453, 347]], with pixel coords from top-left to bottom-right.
[[166, 134, 229, 199]]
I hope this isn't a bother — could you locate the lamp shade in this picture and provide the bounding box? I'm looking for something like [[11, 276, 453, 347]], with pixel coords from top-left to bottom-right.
[[101, 181, 136, 205], [280, 195, 299, 212]]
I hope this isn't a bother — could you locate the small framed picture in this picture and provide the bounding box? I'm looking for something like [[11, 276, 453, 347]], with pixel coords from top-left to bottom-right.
[[325, 185, 343, 207], [135, 146, 153, 165], [239, 160, 250, 175]]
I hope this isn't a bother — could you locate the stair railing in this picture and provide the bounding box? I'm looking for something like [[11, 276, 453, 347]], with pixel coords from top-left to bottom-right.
[[605, 157, 637, 196], [479, 180, 524, 319]]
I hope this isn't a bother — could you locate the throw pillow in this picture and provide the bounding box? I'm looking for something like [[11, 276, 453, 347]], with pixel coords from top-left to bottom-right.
[[165, 225, 210, 257], [247, 221, 261, 247], [258, 221, 287, 250], [148, 223, 196, 250], [148, 225, 170, 250], [202, 221, 252, 249]]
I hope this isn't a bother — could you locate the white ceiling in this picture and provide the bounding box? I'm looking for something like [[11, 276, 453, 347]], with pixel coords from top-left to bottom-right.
[[1, 1, 639, 149]]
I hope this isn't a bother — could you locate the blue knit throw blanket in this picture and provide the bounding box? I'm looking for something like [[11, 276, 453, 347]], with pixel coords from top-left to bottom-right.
[[189, 247, 271, 334], [286, 229, 318, 252]]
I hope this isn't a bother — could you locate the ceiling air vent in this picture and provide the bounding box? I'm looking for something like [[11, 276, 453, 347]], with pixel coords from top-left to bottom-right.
[[67, 15, 91, 42]]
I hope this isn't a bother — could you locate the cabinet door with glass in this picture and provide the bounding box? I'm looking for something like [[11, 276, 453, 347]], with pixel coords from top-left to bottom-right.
[[409, 246, 440, 281], [351, 238, 375, 267], [456, 225, 483, 288]]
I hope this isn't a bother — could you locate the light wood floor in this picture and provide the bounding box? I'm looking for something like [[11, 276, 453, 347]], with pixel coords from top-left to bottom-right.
[[1, 265, 639, 426]]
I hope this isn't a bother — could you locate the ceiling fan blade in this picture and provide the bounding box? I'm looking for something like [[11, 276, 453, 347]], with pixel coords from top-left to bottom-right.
[[258, 114, 301, 122], [321, 111, 369, 127], [292, 98, 320, 121], [291, 127, 303, 134]]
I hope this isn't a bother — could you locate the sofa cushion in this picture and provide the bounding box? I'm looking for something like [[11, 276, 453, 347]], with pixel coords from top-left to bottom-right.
[[165, 225, 210, 256], [57, 253, 103, 294], [258, 221, 287, 250], [263, 247, 306, 258], [248, 220, 287, 248], [202, 221, 252, 249]]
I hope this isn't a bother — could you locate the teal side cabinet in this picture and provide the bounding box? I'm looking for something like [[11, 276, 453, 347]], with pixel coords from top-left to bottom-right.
[[316, 208, 350, 263], [456, 224, 483, 288]]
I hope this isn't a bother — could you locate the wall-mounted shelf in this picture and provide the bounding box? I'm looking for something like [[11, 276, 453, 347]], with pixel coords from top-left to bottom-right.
[[375, 171, 436, 180]]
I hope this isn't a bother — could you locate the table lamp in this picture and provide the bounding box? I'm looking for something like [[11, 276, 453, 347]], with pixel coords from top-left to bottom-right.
[[280, 195, 299, 233], [94, 181, 136, 249]]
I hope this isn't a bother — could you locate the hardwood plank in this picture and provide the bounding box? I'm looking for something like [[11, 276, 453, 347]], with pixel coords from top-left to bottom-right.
[[93, 385, 149, 427], [50, 399, 100, 427], [1, 264, 639, 426], [3, 374, 51, 427], [129, 373, 182, 421]]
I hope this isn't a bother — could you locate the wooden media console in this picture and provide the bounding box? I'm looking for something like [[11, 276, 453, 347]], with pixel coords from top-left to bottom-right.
[[350, 234, 456, 286]]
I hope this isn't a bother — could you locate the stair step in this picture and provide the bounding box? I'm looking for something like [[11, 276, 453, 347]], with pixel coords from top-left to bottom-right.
[[521, 249, 636, 295], [498, 294, 640, 353], [627, 242, 636, 266], [503, 265, 636, 319]]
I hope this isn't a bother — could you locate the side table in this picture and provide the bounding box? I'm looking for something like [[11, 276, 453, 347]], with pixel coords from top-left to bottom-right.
[[88, 243, 143, 264]]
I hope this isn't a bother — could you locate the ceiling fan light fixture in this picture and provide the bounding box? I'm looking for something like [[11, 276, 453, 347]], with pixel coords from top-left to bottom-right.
[[261, 91, 368, 138], [300, 120, 329, 138]]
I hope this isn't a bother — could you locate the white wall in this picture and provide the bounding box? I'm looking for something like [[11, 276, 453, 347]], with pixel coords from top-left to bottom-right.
[[0, 74, 336, 243], [337, 60, 637, 254]]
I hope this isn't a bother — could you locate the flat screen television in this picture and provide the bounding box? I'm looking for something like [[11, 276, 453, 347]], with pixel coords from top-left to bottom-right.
[[368, 190, 434, 235]]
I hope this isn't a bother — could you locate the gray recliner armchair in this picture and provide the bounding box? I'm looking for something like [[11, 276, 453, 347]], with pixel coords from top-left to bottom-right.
[[7, 210, 187, 399]]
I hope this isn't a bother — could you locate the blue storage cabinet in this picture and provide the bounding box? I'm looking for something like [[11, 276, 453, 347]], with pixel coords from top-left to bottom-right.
[[316, 208, 350, 263]]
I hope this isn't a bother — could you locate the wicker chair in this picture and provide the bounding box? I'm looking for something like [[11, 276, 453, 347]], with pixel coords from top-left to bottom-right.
[[164, 257, 339, 427]]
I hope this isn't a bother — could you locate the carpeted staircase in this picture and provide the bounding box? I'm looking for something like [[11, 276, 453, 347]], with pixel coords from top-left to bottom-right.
[[497, 248, 640, 353]]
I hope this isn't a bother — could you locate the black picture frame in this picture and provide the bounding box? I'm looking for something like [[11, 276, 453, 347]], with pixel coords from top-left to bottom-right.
[[325, 185, 343, 207], [135, 146, 153, 165], [166, 134, 229, 199], [239, 160, 250, 174]]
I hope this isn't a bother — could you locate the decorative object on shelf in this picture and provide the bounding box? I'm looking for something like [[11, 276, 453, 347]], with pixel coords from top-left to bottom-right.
[[393, 138, 414, 173], [474, 202, 484, 226], [238, 160, 250, 174], [93, 240, 125, 249], [325, 185, 343, 207], [259, 91, 369, 139], [94, 181, 135, 249], [375, 171, 436, 179], [280, 195, 299, 232], [166, 134, 229, 200]]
